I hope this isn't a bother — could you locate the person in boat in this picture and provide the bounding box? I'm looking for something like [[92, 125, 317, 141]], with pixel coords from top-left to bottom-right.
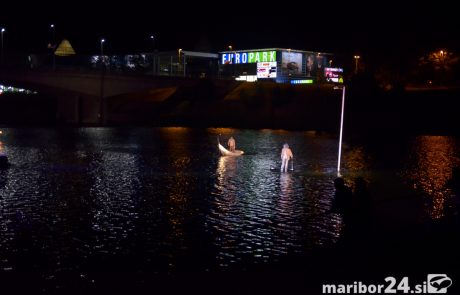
[[280, 143, 293, 172], [228, 136, 236, 152]]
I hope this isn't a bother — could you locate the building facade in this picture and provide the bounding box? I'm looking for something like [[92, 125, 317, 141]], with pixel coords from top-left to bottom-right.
[[219, 48, 342, 84]]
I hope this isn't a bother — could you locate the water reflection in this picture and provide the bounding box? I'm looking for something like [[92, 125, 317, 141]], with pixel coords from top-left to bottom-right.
[[164, 155, 192, 243], [212, 156, 242, 267], [344, 146, 370, 172], [89, 149, 141, 254], [402, 136, 460, 219], [217, 156, 238, 176], [216, 156, 238, 199], [209, 132, 345, 267], [279, 173, 293, 197], [1, 127, 458, 291], [274, 173, 299, 253], [0, 129, 6, 154], [278, 173, 295, 228]]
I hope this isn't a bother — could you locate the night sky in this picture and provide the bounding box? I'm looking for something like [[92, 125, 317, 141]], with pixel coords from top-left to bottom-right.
[[1, 1, 459, 57]]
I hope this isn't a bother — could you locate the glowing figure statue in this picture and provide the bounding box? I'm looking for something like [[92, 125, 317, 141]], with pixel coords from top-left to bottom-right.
[[280, 143, 293, 173], [228, 136, 236, 152]]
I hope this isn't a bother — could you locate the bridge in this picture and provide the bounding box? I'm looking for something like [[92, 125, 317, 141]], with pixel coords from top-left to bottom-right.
[[0, 68, 232, 125]]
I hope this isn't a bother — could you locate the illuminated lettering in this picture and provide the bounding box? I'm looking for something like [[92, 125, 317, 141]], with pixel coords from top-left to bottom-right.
[[222, 50, 276, 64], [255, 52, 260, 62], [222, 54, 229, 64], [248, 52, 255, 63]]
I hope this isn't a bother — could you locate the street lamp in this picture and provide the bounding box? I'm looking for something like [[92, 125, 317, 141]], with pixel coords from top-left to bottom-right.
[[1, 28, 5, 66], [439, 50, 446, 63], [353, 55, 360, 74], [100, 38, 105, 57], [178, 48, 182, 76], [150, 35, 155, 75], [178, 48, 186, 77], [228, 45, 233, 62], [228, 45, 237, 77], [50, 24, 56, 70]]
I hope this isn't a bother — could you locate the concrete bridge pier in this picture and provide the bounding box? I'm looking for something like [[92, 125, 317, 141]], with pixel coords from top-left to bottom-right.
[[56, 94, 101, 125]]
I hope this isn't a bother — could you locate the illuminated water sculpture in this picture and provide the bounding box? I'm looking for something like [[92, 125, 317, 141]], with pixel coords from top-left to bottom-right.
[[218, 142, 244, 156], [217, 136, 244, 156]]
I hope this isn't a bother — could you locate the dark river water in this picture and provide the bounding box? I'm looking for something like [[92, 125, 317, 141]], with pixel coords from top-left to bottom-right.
[[0, 128, 459, 294]]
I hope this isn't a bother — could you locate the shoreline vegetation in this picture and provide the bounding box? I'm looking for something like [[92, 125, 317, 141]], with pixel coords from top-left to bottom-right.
[[1, 78, 460, 135]]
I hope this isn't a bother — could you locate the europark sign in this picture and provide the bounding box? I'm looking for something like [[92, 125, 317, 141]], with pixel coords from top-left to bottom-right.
[[221, 51, 276, 64]]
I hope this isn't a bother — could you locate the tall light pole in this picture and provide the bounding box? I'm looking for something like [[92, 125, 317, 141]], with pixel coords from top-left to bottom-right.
[[228, 45, 236, 77], [228, 45, 232, 62], [178, 48, 182, 76], [353, 55, 360, 74], [439, 50, 446, 65], [150, 35, 155, 76], [183, 51, 186, 77], [1, 28, 5, 66], [439, 50, 446, 85], [100, 38, 105, 58], [99, 38, 106, 125], [336, 86, 346, 176], [50, 24, 56, 70]]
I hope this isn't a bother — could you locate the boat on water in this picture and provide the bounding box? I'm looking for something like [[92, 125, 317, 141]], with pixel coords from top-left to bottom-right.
[[218, 143, 244, 156]]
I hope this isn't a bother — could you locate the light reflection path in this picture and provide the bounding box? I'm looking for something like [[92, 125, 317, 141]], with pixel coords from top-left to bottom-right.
[[1, 127, 425, 282], [89, 151, 141, 253], [209, 129, 345, 268], [402, 136, 460, 219]]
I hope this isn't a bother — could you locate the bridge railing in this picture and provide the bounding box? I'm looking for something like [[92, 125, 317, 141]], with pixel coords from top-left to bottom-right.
[[1, 53, 220, 79]]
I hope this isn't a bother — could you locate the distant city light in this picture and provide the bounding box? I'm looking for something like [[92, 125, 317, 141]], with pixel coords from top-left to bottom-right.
[[325, 67, 344, 83], [0, 84, 38, 95], [354, 55, 360, 74], [290, 79, 313, 84], [235, 75, 257, 82]]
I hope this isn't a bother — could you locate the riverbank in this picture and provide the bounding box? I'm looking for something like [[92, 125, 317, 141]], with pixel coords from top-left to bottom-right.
[[1, 81, 460, 135], [99, 80, 460, 135]]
